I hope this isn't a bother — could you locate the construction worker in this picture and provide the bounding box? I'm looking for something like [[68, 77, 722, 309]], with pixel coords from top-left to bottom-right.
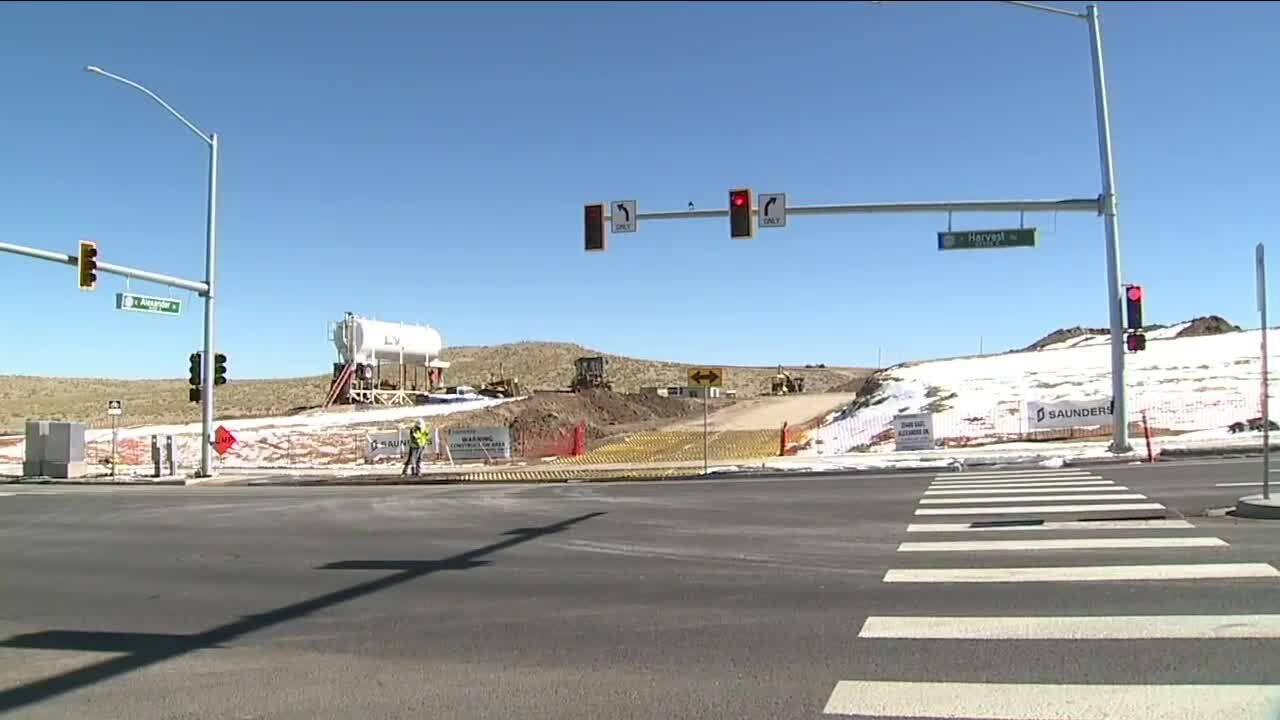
[[402, 419, 428, 476]]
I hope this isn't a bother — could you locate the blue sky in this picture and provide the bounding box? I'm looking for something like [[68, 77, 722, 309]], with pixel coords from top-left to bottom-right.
[[1, 1, 1276, 378]]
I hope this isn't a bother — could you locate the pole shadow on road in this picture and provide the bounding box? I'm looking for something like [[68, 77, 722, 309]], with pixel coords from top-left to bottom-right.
[[0, 511, 606, 715]]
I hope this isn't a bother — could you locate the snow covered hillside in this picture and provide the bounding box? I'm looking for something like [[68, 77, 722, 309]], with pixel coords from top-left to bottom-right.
[[806, 326, 1271, 455]]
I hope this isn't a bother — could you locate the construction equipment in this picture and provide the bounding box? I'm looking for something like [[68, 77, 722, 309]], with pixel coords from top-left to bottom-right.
[[770, 367, 805, 395], [572, 356, 612, 392], [479, 376, 523, 398]]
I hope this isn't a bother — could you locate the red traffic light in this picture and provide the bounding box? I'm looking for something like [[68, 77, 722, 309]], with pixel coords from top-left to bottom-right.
[[1127, 286, 1143, 302], [728, 188, 753, 239]]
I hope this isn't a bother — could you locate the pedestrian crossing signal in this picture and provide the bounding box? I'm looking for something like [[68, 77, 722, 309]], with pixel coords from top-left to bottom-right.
[[77, 240, 98, 290], [1126, 333, 1146, 352]]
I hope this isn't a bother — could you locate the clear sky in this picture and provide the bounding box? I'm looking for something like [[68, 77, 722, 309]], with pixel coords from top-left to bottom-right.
[[2, 1, 1276, 379]]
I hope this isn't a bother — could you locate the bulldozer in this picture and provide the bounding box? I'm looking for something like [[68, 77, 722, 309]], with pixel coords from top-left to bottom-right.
[[770, 367, 805, 395], [479, 376, 523, 398], [572, 356, 612, 392]]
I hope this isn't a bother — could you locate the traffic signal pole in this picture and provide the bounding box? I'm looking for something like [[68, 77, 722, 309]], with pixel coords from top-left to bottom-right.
[[0, 242, 209, 295], [200, 132, 220, 479]]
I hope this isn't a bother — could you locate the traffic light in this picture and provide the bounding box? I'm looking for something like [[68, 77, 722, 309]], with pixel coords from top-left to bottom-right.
[[1126, 333, 1146, 352], [77, 240, 98, 290], [214, 353, 227, 386], [1125, 284, 1143, 330], [188, 352, 202, 391], [584, 203, 606, 252], [729, 188, 753, 239]]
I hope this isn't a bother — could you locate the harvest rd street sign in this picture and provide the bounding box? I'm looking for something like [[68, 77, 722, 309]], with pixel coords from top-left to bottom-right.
[[107, 399, 123, 416], [937, 228, 1037, 251], [611, 200, 637, 233], [759, 193, 786, 228], [116, 292, 182, 316], [213, 425, 238, 456], [687, 367, 724, 388]]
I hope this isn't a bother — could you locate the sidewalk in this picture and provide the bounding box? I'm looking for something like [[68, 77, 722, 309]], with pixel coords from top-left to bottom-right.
[[4, 431, 1275, 486]]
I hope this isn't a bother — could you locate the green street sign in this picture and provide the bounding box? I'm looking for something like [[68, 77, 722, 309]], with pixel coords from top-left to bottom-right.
[[938, 228, 1037, 251], [116, 292, 182, 316]]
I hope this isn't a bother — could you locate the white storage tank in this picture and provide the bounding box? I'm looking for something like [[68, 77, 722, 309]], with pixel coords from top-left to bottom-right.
[[332, 313, 445, 366]]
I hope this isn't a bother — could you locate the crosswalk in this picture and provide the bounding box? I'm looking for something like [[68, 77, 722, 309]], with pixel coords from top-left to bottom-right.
[[821, 466, 1280, 719]]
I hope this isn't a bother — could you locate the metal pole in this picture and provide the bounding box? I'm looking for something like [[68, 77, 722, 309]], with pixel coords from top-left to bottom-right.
[[111, 415, 118, 478], [1086, 4, 1130, 453], [0, 242, 208, 295], [1259, 242, 1271, 500], [703, 390, 709, 475], [199, 132, 219, 477]]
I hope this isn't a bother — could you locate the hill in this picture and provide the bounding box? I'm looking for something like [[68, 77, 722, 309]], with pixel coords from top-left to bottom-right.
[[1021, 315, 1241, 352], [0, 342, 869, 433], [441, 341, 866, 394]]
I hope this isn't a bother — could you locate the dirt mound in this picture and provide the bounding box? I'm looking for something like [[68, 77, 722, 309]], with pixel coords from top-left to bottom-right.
[[1175, 315, 1241, 338], [1021, 316, 1240, 352], [1022, 326, 1110, 352], [431, 390, 702, 446]]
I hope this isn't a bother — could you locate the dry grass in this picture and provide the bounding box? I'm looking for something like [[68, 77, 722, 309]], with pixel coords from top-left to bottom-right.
[[0, 342, 869, 434]]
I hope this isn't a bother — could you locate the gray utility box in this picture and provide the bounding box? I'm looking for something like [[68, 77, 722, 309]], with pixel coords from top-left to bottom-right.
[[24, 421, 87, 479]]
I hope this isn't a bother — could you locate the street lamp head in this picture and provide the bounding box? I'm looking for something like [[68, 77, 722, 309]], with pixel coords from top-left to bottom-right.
[[85, 65, 104, 74]]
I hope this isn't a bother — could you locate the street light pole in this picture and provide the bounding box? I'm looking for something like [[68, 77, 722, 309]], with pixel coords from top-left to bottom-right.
[[200, 132, 219, 477], [1001, 3, 1130, 452], [86, 66, 221, 475], [1085, 4, 1131, 453]]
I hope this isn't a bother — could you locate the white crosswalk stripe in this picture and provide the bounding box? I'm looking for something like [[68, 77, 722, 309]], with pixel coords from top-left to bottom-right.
[[926, 479, 1117, 489], [919, 492, 1149, 504], [884, 563, 1280, 583], [820, 468, 1280, 717], [906, 519, 1195, 532], [926, 481, 1126, 491], [822, 680, 1280, 719], [858, 614, 1280, 639], [896, 536, 1228, 552], [916, 502, 1165, 515]]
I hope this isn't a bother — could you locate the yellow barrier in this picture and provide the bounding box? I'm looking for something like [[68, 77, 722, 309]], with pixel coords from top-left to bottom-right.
[[552, 430, 777, 465]]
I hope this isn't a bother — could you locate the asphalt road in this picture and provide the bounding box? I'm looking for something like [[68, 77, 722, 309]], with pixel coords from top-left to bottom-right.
[[1, 460, 1277, 719]]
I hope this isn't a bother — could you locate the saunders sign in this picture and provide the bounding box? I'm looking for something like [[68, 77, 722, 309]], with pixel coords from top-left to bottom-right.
[[1027, 398, 1115, 431]]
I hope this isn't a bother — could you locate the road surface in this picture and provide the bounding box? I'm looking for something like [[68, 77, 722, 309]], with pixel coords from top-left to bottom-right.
[[1, 459, 1277, 719]]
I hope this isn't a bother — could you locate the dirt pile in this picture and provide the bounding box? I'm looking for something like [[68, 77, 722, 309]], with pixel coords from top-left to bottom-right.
[[1175, 315, 1241, 337], [431, 390, 702, 445], [1021, 326, 1111, 352]]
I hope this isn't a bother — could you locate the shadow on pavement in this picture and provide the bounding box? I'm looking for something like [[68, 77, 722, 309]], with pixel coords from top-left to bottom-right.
[[0, 510, 606, 715]]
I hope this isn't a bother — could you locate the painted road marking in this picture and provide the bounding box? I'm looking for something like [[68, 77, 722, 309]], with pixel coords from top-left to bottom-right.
[[926, 479, 1116, 489], [919, 493, 1148, 505], [916, 502, 1165, 516], [897, 536, 1228, 552], [925, 485, 1127, 496], [822, 680, 1280, 718], [1216, 481, 1265, 487], [883, 562, 1280, 583], [930, 476, 1102, 485], [927, 479, 1113, 489], [858, 614, 1280, 639], [931, 472, 1094, 483], [906, 519, 1195, 532]]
